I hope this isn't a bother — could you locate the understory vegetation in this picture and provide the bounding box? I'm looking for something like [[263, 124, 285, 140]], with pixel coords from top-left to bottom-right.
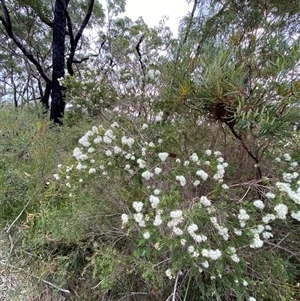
[[1, 0, 300, 300], [1, 102, 300, 300]]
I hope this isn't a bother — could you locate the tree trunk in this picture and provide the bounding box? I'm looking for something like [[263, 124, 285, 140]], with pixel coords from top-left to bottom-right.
[[50, 0, 69, 125]]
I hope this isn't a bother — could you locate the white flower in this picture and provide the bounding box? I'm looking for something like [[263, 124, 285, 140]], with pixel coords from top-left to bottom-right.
[[165, 269, 172, 279], [193, 180, 200, 186], [154, 167, 162, 175], [153, 189, 160, 195], [262, 213, 276, 224], [121, 136, 134, 147], [274, 203, 288, 219], [121, 214, 129, 224], [187, 224, 198, 233], [88, 147, 95, 153], [141, 123, 148, 130], [187, 245, 195, 254], [133, 213, 144, 223], [262, 231, 273, 239], [93, 136, 102, 144], [192, 234, 206, 243], [202, 249, 222, 260], [201, 261, 209, 268], [234, 229, 242, 236], [149, 195, 160, 208], [158, 152, 169, 161], [176, 175, 186, 186], [283, 153, 291, 161], [141, 170, 153, 180], [111, 122, 119, 128], [137, 158, 146, 168], [105, 150, 112, 156], [103, 136, 112, 144], [113, 146, 122, 154], [196, 170, 208, 181], [200, 196, 212, 207], [76, 163, 87, 170], [253, 199, 265, 209], [243, 280, 248, 286], [248, 297, 257, 301], [173, 227, 183, 236], [265, 192, 275, 199], [238, 209, 250, 221], [250, 234, 264, 248], [184, 160, 190, 166], [155, 111, 163, 122], [143, 231, 150, 239], [291, 210, 300, 221], [104, 129, 115, 140], [170, 210, 183, 219], [153, 215, 162, 226], [180, 239, 187, 246], [290, 161, 298, 168], [133, 201, 144, 212], [72, 147, 84, 159], [222, 184, 229, 190], [205, 150, 212, 156], [53, 174, 59, 180], [78, 135, 90, 147], [89, 168, 96, 174], [190, 153, 199, 162]]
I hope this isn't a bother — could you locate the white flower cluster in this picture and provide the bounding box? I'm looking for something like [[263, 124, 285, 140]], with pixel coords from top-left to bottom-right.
[[199, 196, 212, 207], [237, 209, 250, 227], [158, 152, 169, 162], [276, 182, 300, 204], [213, 158, 228, 182], [201, 248, 222, 260], [141, 170, 153, 180], [154, 111, 163, 122], [253, 199, 265, 209], [196, 169, 209, 181], [188, 224, 207, 244], [121, 136, 134, 148], [190, 153, 199, 162], [176, 175, 186, 186], [250, 233, 264, 249], [227, 246, 240, 263], [149, 195, 160, 209], [210, 217, 229, 241], [167, 210, 184, 229], [274, 203, 288, 219]]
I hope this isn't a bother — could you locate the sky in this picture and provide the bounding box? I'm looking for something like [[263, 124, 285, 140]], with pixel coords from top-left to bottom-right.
[[122, 0, 191, 36]]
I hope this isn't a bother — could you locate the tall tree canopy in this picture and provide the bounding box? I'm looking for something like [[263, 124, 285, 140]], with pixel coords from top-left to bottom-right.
[[0, 0, 103, 123]]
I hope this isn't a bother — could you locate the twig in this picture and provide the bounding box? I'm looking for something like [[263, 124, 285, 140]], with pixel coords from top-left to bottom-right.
[[42, 280, 71, 294], [6, 198, 31, 233], [172, 271, 181, 301]]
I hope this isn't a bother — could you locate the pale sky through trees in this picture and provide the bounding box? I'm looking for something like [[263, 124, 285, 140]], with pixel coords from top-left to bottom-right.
[[123, 0, 191, 35]]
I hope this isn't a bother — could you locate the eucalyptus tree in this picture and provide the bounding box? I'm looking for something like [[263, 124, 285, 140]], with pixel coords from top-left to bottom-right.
[[0, 0, 103, 124], [62, 3, 173, 121]]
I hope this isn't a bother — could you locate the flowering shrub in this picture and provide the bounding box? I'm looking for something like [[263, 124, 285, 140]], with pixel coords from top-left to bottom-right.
[[53, 119, 300, 300]]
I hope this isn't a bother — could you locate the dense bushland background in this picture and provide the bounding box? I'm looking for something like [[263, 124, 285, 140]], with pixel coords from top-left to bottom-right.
[[1, 0, 300, 300]]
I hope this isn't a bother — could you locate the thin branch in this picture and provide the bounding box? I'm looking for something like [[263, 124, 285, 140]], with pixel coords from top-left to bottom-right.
[[172, 272, 181, 301], [136, 35, 146, 76], [65, 0, 95, 75], [6, 198, 31, 234], [0, 0, 52, 85]]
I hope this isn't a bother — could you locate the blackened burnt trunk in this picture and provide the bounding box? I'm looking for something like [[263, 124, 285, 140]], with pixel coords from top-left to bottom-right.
[[50, 0, 70, 125]]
